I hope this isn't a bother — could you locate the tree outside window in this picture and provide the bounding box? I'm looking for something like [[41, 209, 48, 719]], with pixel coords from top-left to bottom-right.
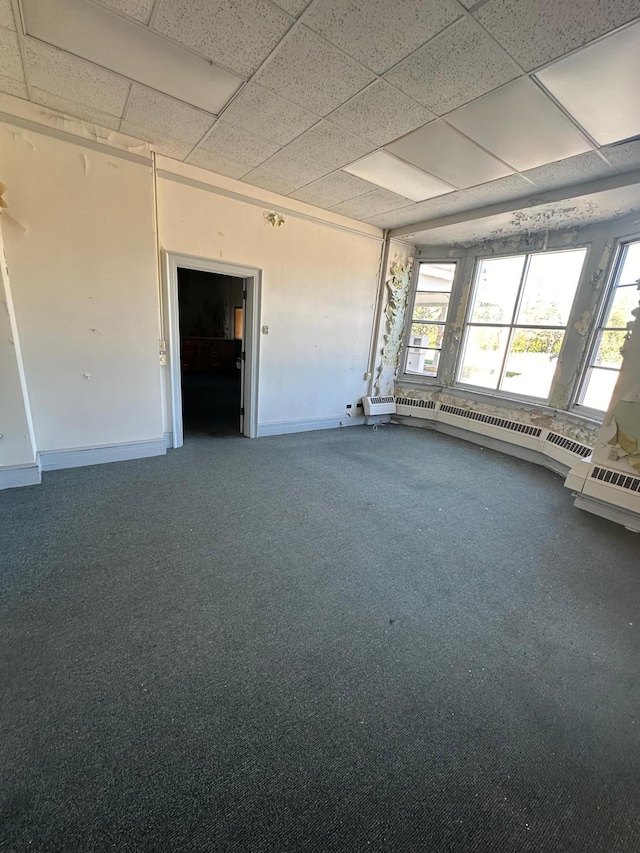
[[457, 249, 587, 401]]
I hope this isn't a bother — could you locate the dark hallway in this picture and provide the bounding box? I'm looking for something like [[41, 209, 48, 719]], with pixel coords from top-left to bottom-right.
[[177, 268, 244, 439]]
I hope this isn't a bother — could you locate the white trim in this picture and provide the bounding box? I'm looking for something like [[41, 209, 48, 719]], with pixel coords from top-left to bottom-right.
[[164, 431, 174, 449], [0, 110, 152, 166], [162, 251, 261, 447], [157, 169, 384, 244], [257, 415, 366, 437], [0, 464, 41, 490], [39, 438, 166, 472]]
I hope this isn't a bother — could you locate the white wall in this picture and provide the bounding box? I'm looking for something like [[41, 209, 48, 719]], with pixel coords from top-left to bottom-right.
[[157, 166, 383, 433], [0, 224, 37, 480], [0, 102, 386, 477], [0, 120, 164, 454]]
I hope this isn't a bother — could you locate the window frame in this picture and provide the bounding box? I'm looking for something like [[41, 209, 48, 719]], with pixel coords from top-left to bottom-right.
[[400, 258, 459, 383], [454, 247, 588, 405], [573, 236, 640, 418]]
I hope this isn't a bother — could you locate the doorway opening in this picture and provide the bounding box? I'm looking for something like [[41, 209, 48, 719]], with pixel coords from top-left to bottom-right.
[[178, 268, 245, 439], [163, 253, 261, 449]]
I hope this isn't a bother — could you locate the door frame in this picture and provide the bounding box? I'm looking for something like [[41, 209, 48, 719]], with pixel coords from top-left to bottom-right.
[[162, 251, 261, 448]]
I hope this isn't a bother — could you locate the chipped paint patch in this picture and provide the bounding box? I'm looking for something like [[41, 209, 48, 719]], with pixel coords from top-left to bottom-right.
[[374, 257, 414, 395], [573, 310, 591, 336]]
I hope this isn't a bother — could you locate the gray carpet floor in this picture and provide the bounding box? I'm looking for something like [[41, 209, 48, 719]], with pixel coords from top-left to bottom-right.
[[1, 424, 639, 852]]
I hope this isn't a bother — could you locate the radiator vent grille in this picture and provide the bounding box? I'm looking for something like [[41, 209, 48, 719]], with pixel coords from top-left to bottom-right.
[[369, 395, 395, 405], [591, 466, 640, 492], [439, 404, 542, 437], [546, 432, 591, 457], [395, 397, 436, 409]]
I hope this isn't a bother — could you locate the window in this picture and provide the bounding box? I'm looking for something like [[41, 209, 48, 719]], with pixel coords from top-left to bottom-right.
[[404, 261, 457, 378], [577, 240, 640, 413], [457, 248, 587, 401]]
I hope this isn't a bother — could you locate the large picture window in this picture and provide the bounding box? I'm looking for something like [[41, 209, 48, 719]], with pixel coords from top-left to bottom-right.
[[457, 248, 587, 401], [576, 239, 640, 413], [404, 261, 457, 378]]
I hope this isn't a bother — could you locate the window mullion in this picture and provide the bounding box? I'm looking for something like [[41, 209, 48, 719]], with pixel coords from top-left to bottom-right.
[[497, 326, 515, 390]]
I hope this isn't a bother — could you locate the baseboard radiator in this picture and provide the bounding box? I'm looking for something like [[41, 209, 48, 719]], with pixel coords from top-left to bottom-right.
[[387, 395, 639, 531], [392, 396, 592, 468]]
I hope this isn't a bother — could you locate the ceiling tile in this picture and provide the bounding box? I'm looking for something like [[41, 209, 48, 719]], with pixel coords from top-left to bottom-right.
[[522, 151, 614, 191], [31, 88, 122, 130], [386, 120, 513, 189], [23, 0, 243, 115], [0, 0, 16, 29], [364, 204, 424, 229], [95, 0, 155, 23], [364, 174, 534, 227], [364, 191, 474, 227], [221, 83, 318, 146], [197, 120, 281, 167], [384, 17, 519, 115], [302, 0, 461, 74], [273, 0, 311, 15], [327, 80, 435, 147], [138, 134, 195, 160], [242, 149, 331, 195], [475, 0, 640, 71], [330, 189, 413, 219], [344, 150, 454, 201], [0, 26, 24, 82], [601, 140, 640, 173], [121, 85, 215, 146], [452, 173, 535, 206], [536, 22, 640, 146], [186, 148, 252, 179], [253, 25, 375, 116], [153, 0, 294, 78], [446, 78, 592, 172], [0, 74, 27, 99], [24, 39, 130, 116], [285, 120, 374, 170], [289, 170, 375, 207]]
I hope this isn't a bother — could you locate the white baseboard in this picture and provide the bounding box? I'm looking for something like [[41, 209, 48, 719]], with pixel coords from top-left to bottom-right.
[[39, 438, 166, 472], [573, 494, 640, 533], [257, 415, 366, 437], [0, 464, 41, 490], [164, 432, 174, 449]]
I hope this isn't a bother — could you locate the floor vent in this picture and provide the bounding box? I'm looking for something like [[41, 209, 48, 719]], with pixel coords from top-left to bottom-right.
[[591, 466, 640, 492], [546, 432, 592, 457], [395, 397, 436, 409], [439, 404, 542, 437]]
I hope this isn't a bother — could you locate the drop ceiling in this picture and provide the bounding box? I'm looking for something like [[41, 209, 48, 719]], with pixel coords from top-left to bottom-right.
[[2, 0, 640, 240]]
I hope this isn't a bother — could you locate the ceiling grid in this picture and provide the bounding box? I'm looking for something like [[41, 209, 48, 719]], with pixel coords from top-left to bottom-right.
[[1, 0, 639, 241]]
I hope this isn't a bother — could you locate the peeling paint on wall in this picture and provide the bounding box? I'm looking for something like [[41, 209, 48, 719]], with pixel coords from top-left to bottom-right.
[[395, 385, 600, 446], [374, 257, 413, 396], [573, 310, 591, 336]]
